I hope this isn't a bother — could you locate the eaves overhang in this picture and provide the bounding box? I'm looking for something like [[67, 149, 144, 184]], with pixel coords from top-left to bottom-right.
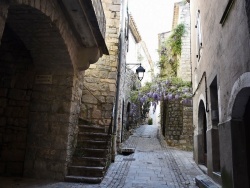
[[59, 0, 109, 55]]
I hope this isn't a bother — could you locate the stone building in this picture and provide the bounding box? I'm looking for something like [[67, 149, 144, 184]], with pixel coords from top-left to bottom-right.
[[158, 2, 191, 81], [158, 1, 193, 151], [0, 0, 108, 181], [191, 0, 250, 187], [174, 2, 191, 82], [119, 14, 154, 142], [80, 0, 126, 165], [127, 15, 154, 86]]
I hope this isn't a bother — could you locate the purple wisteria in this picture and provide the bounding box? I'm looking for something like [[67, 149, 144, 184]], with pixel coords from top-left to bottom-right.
[[137, 78, 193, 113]]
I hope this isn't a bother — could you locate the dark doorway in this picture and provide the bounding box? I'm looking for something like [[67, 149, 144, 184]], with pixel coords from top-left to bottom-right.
[[0, 23, 33, 177], [198, 101, 207, 166], [161, 100, 167, 137], [0, 4, 74, 179], [202, 109, 207, 166], [243, 97, 250, 184], [210, 77, 221, 172]]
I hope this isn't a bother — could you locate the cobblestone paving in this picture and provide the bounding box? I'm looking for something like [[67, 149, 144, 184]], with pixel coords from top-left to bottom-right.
[[0, 125, 203, 188]]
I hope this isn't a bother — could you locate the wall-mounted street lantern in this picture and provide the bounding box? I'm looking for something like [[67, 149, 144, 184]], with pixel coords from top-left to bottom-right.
[[136, 64, 145, 81], [126, 63, 145, 81]]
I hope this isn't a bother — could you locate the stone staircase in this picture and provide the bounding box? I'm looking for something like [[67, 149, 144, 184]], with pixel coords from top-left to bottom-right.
[[65, 125, 112, 184]]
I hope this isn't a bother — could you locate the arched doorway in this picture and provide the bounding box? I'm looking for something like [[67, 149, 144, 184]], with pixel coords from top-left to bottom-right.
[[0, 4, 74, 179], [126, 102, 131, 131], [230, 87, 250, 187], [198, 100, 207, 166], [243, 97, 250, 184]]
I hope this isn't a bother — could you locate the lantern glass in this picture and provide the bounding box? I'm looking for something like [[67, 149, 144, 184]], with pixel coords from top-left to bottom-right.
[[136, 64, 145, 81]]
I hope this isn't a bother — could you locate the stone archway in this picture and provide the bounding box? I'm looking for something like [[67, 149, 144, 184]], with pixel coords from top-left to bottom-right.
[[228, 87, 250, 187], [0, 4, 79, 180], [220, 73, 250, 187], [198, 100, 207, 166]]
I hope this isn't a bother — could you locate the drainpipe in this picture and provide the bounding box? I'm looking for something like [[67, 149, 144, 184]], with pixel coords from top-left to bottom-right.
[[111, 0, 127, 162]]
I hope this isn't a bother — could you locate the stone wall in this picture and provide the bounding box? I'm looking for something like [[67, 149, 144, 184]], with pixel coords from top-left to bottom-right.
[[176, 2, 191, 82], [180, 106, 193, 150], [162, 99, 193, 150], [80, 0, 121, 127], [0, 20, 82, 179], [190, 0, 250, 185], [120, 70, 138, 143], [0, 24, 34, 177], [0, 0, 105, 180]]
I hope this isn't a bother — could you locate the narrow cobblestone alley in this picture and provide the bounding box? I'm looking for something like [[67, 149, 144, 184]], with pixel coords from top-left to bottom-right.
[[0, 125, 204, 188]]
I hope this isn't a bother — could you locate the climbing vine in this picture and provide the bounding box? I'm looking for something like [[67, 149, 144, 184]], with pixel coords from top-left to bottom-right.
[[158, 23, 185, 77]]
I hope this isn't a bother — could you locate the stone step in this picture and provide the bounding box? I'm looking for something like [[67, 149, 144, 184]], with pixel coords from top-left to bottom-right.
[[72, 157, 106, 167], [73, 148, 109, 158], [68, 166, 104, 177], [77, 140, 110, 149], [78, 132, 111, 142], [78, 125, 108, 134], [65, 175, 103, 184], [195, 175, 221, 188]]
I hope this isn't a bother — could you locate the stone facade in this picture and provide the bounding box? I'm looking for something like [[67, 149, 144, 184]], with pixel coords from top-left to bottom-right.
[[80, 0, 121, 127], [0, 0, 107, 180], [161, 100, 193, 150], [158, 2, 193, 152], [191, 0, 250, 186], [176, 2, 191, 82], [158, 2, 191, 81]]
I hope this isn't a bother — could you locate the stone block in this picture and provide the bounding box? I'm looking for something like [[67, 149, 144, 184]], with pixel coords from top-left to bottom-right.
[[85, 70, 99, 77], [106, 96, 114, 103], [109, 84, 116, 92], [99, 71, 109, 78], [108, 71, 117, 79], [84, 77, 99, 83], [82, 94, 98, 104], [97, 96, 106, 103], [92, 107, 102, 118], [100, 79, 116, 84], [102, 104, 113, 111]]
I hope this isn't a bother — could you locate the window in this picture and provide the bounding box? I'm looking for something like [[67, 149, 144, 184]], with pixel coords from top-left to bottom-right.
[[195, 10, 202, 61]]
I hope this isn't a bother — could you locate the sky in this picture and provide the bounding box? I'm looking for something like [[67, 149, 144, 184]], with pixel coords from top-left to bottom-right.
[[128, 0, 181, 64]]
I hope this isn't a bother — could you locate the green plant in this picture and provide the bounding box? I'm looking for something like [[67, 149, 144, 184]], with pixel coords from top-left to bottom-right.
[[148, 118, 153, 125], [168, 23, 185, 56], [158, 23, 185, 77]]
